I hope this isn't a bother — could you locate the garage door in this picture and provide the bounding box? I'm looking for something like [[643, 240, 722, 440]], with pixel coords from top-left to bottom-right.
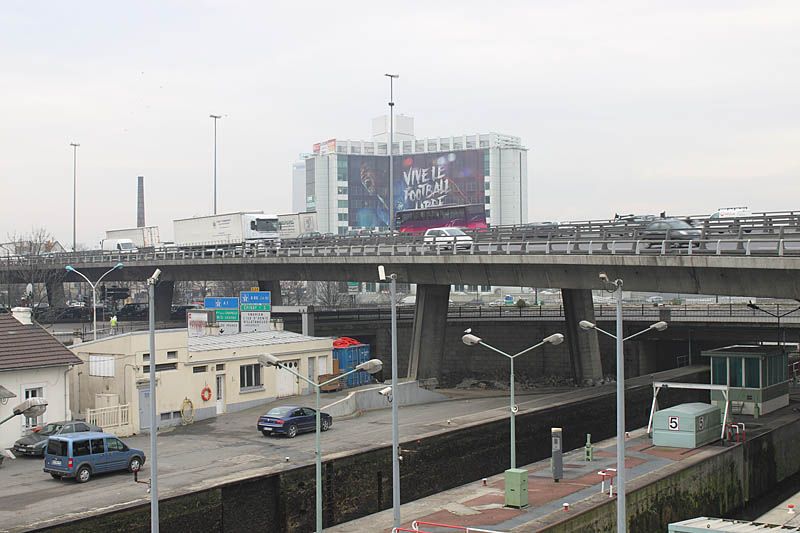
[[276, 360, 301, 397]]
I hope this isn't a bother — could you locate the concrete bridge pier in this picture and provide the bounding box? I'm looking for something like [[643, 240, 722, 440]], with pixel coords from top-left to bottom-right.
[[45, 281, 67, 308], [562, 288, 603, 384], [407, 284, 451, 381], [154, 281, 174, 322], [258, 280, 283, 306]]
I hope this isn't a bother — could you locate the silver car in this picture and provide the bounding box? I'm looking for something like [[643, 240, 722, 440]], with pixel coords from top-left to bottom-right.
[[423, 227, 473, 250]]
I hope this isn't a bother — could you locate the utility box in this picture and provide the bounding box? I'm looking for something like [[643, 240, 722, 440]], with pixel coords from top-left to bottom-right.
[[504, 468, 529, 508], [653, 403, 721, 449]]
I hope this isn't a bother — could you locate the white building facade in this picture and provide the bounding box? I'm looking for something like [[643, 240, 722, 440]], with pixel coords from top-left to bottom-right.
[[302, 117, 528, 234]]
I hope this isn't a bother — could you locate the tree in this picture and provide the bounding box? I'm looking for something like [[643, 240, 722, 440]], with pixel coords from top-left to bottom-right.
[[310, 281, 348, 308], [0, 228, 69, 311], [281, 280, 308, 305]]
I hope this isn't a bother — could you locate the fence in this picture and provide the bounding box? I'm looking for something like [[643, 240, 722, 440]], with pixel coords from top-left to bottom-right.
[[86, 404, 130, 429]]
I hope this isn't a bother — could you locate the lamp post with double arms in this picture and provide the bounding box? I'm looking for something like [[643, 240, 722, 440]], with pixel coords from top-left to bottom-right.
[[258, 354, 383, 533], [747, 301, 800, 347], [64, 263, 123, 340], [579, 274, 667, 533], [384, 73, 399, 231]]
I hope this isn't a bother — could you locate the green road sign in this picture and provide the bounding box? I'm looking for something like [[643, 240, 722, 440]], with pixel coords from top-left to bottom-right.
[[214, 309, 240, 321], [240, 303, 271, 312]]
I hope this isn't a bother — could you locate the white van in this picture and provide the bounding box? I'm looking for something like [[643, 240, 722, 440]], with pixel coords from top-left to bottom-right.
[[101, 238, 139, 253], [710, 206, 751, 219]]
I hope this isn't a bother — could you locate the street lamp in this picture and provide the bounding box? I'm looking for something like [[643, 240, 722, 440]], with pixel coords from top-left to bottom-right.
[[378, 264, 401, 528], [70, 142, 80, 252], [0, 397, 48, 426], [747, 301, 800, 347], [210, 114, 222, 214], [579, 273, 667, 533], [147, 268, 162, 533], [65, 263, 124, 340], [258, 354, 383, 533], [384, 73, 399, 231], [461, 330, 564, 507]]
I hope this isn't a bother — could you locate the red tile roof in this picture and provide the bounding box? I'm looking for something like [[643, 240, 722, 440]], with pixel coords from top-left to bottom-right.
[[0, 313, 83, 371]]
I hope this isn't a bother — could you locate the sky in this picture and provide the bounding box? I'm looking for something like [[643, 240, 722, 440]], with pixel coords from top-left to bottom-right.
[[1, 1, 798, 247]]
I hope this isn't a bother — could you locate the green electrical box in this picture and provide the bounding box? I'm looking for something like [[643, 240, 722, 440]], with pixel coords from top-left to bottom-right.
[[504, 468, 529, 508], [653, 403, 721, 449]]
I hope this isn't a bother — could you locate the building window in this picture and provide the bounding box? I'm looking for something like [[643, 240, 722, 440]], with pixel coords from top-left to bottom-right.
[[193, 366, 208, 373], [711, 357, 727, 385], [338, 200, 348, 208], [240, 364, 263, 390], [484, 181, 490, 190], [485, 210, 490, 218], [89, 355, 115, 377], [745, 358, 760, 388], [365, 282, 376, 292], [142, 363, 178, 373], [729, 357, 743, 387], [142, 353, 150, 363], [216, 364, 225, 371], [338, 213, 348, 221], [337, 187, 348, 195], [485, 196, 490, 204], [167, 351, 178, 360], [483, 149, 490, 175], [23, 387, 43, 428]]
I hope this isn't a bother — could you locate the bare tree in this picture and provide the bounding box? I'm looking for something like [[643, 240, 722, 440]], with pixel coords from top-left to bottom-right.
[[281, 281, 308, 305], [0, 228, 68, 310], [310, 281, 348, 308]]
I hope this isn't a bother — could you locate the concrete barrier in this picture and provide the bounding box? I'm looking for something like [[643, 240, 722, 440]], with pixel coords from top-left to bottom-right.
[[322, 381, 447, 418]]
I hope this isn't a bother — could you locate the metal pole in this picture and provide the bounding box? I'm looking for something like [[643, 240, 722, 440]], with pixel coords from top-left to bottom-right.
[[510, 355, 516, 469], [385, 74, 398, 231], [210, 115, 221, 215], [615, 281, 625, 533], [148, 278, 159, 532], [390, 275, 400, 527], [70, 143, 79, 252], [315, 384, 322, 532], [92, 283, 97, 341]]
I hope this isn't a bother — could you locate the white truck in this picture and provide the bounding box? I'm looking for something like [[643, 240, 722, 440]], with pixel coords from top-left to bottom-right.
[[104, 226, 161, 250], [173, 212, 281, 247], [277, 212, 318, 239]]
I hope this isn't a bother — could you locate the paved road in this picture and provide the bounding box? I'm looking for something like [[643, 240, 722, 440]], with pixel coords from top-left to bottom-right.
[[0, 389, 572, 532]]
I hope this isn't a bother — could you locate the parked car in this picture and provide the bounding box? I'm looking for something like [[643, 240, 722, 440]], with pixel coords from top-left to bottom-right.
[[640, 219, 702, 246], [13, 420, 101, 457], [423, 227, 473, 250], [43, 432, 145, 483], [257, 405, 332, 438]]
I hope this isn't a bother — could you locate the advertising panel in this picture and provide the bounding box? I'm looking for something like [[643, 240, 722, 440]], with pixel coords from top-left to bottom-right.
[[347, 150, 485, 228]]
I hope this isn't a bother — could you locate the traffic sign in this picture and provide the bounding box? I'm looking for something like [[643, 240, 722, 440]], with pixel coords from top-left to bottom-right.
[[204, 297, 239, 310], [214, 309, 240, 321], [241, 303, 271, 312], [240, 291, 271, 304]]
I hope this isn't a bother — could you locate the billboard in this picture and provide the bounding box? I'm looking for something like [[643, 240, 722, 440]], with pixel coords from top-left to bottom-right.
[[347, 150, 485, 228]]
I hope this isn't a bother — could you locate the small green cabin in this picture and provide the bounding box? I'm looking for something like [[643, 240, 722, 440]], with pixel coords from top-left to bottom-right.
[[701, 345, 789, 418]]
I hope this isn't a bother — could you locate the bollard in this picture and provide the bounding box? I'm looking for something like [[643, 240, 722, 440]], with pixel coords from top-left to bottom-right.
[[562, 503, 570, 512], [552, 428, 563, 482], [789, 504, 796, 514], [482, 478, 487, 486], [585, 433, 594, 462]]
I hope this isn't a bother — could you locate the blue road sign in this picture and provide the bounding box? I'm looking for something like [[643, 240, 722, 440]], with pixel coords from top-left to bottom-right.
[[240, 291, 271, 304], [204, 297, 239, 309]]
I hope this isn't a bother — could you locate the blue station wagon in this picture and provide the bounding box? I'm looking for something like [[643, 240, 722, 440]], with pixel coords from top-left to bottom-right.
[[257, 405, 332, 438], [43, 432, 146, 483]]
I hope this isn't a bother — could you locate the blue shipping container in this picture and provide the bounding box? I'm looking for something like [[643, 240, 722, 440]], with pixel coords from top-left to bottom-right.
[[333, 344, 371, 388]]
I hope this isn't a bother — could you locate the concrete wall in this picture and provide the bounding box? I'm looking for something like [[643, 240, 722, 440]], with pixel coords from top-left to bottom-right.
[[322, 381, 447, 418], [38, 369, 709, 532], [0, 366, 71, 449]]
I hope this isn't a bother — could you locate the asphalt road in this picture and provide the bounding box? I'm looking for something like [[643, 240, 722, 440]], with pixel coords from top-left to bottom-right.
[[0, 389, 576, 532]]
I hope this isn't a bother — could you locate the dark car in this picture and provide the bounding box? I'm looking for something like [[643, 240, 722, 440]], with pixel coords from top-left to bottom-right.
[[12, 420, 101, 457], [257, 405, 332, 438], [116, 303, 148, 321], [298, 231, 323, 240], [640, 219, 702, 246]]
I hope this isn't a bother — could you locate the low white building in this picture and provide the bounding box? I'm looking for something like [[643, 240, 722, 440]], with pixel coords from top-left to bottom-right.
[[0, 308, 82, 449], [69, 328, 334, 435]]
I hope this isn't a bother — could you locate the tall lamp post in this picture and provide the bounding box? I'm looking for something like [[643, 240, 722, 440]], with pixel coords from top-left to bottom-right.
[[258, 354, 383, 533], [579, 273, 667, 533], [64, 263, 124, 340], [378, 265, 401, 527], [147, 268, 162, 533], [461, 330, 564, 507], [747, 301, 800, 347], [70, 142, 80, 252], [384, 73, 399, 231], [209, 114, 222, 214]]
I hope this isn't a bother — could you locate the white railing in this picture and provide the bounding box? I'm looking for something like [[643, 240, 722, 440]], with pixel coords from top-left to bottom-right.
[[86, 404, 130, 429]]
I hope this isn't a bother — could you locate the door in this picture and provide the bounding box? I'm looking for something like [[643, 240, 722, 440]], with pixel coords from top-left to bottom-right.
[[276, 360, 301, 397], [105, 437, 128, 470], [90, 438, 110, 472], [139, 388, 151, 430], [215, 374, 226, 415]]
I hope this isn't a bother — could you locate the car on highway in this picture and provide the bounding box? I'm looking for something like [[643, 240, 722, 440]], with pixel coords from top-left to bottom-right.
[[43, 432, 145, 483], [640, 219, 702, 246], [12, 420, 102, 457], [423, 227, 473, 250], [257, 405, 332, 438], [298, 231, 323, 240]]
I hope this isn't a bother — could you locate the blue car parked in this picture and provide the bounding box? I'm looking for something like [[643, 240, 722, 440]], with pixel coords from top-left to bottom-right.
[[43, 432, 146, 483], [257, 405, 332, 438]]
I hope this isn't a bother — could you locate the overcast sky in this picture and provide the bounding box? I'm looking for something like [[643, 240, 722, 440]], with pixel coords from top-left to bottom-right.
[[1, 1, 798, 246]]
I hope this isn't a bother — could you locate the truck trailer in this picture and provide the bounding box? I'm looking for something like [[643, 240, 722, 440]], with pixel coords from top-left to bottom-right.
[[277, 212, 318, 239], [173, 212, 280, 247], [104, 226, 161, 249]]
